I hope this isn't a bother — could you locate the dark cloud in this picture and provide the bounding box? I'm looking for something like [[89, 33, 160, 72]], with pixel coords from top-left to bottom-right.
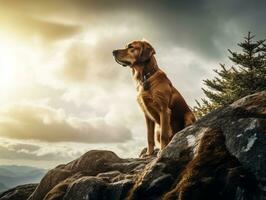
[[131, 0, 266, 59], [1, 0, 265, 58]]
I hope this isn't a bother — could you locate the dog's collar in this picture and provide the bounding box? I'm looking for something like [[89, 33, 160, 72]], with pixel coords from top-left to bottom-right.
[[141, 67, 157, 91]]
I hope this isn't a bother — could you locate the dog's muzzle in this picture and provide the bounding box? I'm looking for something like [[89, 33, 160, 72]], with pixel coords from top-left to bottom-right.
[[112, 50, 130, 67], [112, 50, 118, 56]]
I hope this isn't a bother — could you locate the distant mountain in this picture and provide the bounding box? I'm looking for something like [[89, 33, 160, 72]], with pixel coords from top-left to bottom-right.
[[0, 167, 17, 177], [0, 165, 47, 192], [0, 182, 7, 193]]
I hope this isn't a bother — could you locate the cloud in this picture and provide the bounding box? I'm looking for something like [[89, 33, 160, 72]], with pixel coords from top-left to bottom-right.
[[0, 137, 146, 166], [0, 9, 81, 43], [0, 103, 132, 143], [3, 0, 265, 59], [57, 43, 90, 82], [53, 29, 137, 85], [0, 139, 84, 162], [157, 46, 218, 105], [61, 84, 144, 127], [6, 143, 40, 153]]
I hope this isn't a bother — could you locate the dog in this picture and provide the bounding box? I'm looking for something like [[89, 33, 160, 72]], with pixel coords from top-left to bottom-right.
[[112, 40, 196, 157]]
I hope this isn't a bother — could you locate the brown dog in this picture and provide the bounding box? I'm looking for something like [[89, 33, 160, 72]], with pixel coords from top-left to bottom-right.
[[113, 40, 196, 157]]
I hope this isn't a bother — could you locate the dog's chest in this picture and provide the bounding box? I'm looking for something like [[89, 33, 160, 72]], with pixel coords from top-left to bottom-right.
[[137, 88, 161, 122]]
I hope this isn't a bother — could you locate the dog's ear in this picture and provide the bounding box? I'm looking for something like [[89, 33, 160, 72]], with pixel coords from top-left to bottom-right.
[[139, 41, 156, 62]]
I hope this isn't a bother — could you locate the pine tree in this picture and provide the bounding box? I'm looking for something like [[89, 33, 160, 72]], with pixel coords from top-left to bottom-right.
[[194, 32, 266, 118]]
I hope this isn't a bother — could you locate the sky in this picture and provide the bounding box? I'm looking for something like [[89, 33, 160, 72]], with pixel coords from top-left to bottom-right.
[[0, 0, 265, 168]]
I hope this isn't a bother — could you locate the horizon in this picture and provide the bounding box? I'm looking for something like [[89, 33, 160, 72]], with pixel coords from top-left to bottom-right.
[[0, 0, 266, 168]]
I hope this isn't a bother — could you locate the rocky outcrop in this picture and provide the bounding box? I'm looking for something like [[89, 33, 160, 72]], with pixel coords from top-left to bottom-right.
[[0, 184, 37, 200], [1, 91, 266, 200]]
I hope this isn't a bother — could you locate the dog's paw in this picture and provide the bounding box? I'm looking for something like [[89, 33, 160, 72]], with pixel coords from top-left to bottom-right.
[[157, 150, 162, 157], [140, 153, 151, 159], [139, 147, 154, 158], [139, 147, 147, 158], [139, 147, 160, 158]]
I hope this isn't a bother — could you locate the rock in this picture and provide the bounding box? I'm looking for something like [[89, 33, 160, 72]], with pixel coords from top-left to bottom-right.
[[0, 184, 37, 200], [162, 128, 258, 200], [27, 151, 152, 200], [2, 91, 266, 200]]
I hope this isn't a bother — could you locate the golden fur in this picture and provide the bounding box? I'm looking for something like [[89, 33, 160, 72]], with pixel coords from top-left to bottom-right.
[[113, 40, 196, 156]]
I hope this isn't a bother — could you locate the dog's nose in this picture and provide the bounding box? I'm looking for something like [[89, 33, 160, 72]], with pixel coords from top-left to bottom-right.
[[112, 50, 118, 56]]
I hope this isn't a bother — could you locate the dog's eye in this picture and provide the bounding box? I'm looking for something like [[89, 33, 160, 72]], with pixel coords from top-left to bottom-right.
[[127, 44, 134, 49], [130, 48, 136, 53]]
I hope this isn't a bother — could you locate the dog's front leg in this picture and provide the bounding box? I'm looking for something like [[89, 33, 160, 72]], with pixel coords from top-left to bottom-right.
[[159, 107, 171, 150], [145, 115, 155, 155]]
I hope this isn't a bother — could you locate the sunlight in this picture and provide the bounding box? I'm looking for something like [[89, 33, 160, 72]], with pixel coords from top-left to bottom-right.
[[0, 34, 37, 101], [82, 31, 98, 46], [0, 37, 18, 91]]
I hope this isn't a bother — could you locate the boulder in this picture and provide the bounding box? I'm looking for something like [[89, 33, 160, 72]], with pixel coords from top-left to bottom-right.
[[0, 184, 37, 200]]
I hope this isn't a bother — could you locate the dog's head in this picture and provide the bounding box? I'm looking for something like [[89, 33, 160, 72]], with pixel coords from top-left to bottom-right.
[[112, 40, 156, 67]]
